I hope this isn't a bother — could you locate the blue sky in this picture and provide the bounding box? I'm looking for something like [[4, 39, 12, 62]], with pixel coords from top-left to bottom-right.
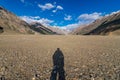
[[0, 0, 120, 30]]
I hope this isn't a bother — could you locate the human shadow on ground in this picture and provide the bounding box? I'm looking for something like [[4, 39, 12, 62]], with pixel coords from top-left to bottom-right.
[[50, 48, 66, 80]]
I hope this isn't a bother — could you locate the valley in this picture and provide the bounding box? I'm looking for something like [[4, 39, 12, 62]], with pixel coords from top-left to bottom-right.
[[0, 35, 120, 80]]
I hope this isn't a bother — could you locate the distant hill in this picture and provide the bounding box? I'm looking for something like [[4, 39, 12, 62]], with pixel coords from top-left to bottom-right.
[[30, 22, 67, 35], [0, 6, 34, 35], [30, 22, 57, 35], [48, 26, 68, 35], [72, 12, 120, 35]]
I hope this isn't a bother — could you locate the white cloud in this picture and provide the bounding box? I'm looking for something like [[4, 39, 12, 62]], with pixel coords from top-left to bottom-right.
[[58, 12, 102, 31], [58, 21, 90, 32], [20, 0, 24, 3], [64, 15, 72, 21], [19, 11, 120, 33], [56, 6, 63, 10], [63, 11, 119, 31], [60, 23, 81, 31], [20, 16, 54, 26], [52, 10, 57, 13], [38, 3, 55, 10], [52, 5, 63, 13], [38, 3, 63, 12], [19, 12, 102, 32], [78, 12, 102, 21], [111, 10, 120, 14], [105, 10, 120, 17]]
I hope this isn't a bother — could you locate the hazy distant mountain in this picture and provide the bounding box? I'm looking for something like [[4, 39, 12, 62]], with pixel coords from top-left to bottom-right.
[[48, 26, 68, 35], [30, 22, 57, 35], [30, 22, 68, 35], [72, 12, 120, 35], [0, 6, 34, 35]]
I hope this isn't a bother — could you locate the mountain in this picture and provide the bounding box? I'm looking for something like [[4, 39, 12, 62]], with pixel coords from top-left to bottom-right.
[[30, 22, 57, 35], [48, 26, 68, 35], [0, 6, 66, 35], [72, 12, 120, 35], [30, 22, 67, 35], [0, 6, 34, 35]]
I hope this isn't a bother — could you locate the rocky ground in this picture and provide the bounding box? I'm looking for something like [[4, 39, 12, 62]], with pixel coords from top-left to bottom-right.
[[0, 35, 120, 80]]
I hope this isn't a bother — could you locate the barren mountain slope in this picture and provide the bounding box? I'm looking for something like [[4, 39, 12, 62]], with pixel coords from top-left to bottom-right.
[[30, 22, 67, 35], [72, 12, 120, 35], [30, 22, 57, 35], [0, 6, 34, 35]]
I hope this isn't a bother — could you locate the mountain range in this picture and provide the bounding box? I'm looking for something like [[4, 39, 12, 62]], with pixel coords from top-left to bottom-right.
[[30, 22, 67, 35], [72, 12, 120, 35], [0, 6, 60, 35], [0, 6, 120, 35]]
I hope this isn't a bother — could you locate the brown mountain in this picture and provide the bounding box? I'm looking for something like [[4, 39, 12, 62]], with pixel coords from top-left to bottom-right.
[[30, 22, 67, 35], [30, 22, 57, 35], [72, 12, 120, 35], [0, 6, 64, 35], [0, 6, 35, 35]]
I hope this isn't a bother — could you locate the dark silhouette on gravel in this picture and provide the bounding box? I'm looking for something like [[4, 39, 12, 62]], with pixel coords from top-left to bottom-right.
[[50, 48, 65, 80], [0, 75, 5, 80], [0, 26, 4, 33]]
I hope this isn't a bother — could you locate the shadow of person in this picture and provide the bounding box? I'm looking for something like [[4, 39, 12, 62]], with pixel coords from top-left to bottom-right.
[[0, 26, 4, 33], [50, 48, 66, 80]]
